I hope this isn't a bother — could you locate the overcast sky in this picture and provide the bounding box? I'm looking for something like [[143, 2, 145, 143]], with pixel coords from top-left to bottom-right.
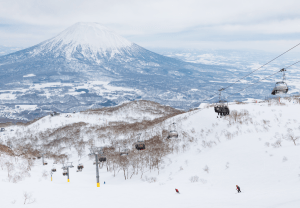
[[1, 0, 300, 52]]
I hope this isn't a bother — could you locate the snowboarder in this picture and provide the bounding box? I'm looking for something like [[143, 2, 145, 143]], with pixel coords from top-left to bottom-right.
[[236, 185, 241, 193], [175, 188, 180, 194]]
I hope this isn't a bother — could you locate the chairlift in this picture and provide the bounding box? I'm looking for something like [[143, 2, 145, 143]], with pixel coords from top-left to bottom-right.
[[50, 112, 60, 117], [120, 148, 129, 156], [167, 123, 178, 139], [214, 88, 230, 116], [135, 133, 145, 150], [99, 155, 106, 162], [51, 168, 56, 172], [62, 170, 68, 176], [271, 68, 288, 95], [77, 163, 84, 172], [43, 162, 48, 165]]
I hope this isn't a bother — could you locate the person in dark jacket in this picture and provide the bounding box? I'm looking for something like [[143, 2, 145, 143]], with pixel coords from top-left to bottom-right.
[[236, 185, 241, 193], [175, 188, 180, 194]]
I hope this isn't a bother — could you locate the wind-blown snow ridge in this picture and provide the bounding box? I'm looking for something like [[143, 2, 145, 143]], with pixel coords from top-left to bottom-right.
[[32, 22, 133, 59]]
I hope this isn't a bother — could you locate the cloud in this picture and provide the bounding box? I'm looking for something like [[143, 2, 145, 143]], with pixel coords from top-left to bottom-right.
[[1, 0, 300, 51]]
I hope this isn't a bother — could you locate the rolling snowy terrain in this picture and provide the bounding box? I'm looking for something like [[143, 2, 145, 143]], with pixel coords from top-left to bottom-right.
[[0, 98, 299, 207]]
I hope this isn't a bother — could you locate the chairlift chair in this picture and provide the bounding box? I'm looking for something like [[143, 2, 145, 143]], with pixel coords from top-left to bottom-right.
[[214, 101, 230, 116], [135, 133, 145, 150], [135, 141, 145, 150], [271, 82, 288, 95], [167, 123, 178, 139], [120, 148, 129, 156], [77, 163, 84, 172], [271, 68, 288, 95], [99, 155, 107, 162], [214, 88, 230, 116], [62, 170, 68, 176], [51, 168, 56, 172]]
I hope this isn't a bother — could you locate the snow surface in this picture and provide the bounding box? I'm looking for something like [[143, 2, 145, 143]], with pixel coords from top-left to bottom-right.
[[23, 74, 36, 78], [1, 98, 300, 207]]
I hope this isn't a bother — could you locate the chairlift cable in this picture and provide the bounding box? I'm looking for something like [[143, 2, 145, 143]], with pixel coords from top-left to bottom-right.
[[222, 42, 300, 91], [199, 42, 300, 103], [225, 60, 300, 100]]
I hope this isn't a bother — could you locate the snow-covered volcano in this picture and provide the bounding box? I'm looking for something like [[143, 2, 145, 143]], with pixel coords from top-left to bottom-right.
[[0, 22, 246, 120], [31, 22, 133, 61], [0, 22, 187, 69]]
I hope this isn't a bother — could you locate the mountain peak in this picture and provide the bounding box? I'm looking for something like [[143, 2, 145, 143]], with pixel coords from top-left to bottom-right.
[[32, 22, 133, 59]]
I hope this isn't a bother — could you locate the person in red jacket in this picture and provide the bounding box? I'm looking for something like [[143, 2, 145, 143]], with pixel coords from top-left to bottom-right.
[[236, 185, 241, 193], [175, 188, 180, 194]]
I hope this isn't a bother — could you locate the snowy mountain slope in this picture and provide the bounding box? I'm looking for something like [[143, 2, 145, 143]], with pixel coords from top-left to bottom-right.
[[0, 97, 300, 207], [0, 22, 251, 120]]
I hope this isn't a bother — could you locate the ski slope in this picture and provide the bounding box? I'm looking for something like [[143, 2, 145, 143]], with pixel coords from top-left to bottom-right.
[[0, 98, 300, 207]]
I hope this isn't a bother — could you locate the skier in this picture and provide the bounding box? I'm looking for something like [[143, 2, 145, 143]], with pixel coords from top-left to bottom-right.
[[175, 188, 180, 194], [236, 185, 241, 193], [104, 181, 106, 184]]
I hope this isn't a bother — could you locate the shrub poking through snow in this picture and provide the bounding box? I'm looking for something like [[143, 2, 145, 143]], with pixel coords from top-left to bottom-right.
[[190, 175, 199, 183], [203, 165, 209, 173], [23, 192, 36, 205]]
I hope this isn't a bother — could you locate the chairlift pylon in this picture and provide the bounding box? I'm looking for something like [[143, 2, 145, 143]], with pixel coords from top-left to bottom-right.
[[271, 68, 289, 95]]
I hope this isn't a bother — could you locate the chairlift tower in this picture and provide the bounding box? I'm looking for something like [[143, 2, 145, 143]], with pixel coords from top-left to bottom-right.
[[62, 162, 74, 182], [42, 153, 47, 166], [50, 170, 53, 181], [89, 147, 103, 187]]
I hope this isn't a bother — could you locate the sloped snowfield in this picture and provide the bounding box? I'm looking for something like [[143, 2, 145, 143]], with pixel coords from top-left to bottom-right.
[[0, 98, 300, 207]]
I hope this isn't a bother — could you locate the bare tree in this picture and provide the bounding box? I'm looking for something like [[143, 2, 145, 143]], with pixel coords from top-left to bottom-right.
[[23, 192, 36, 204], [286, 129, 299, 146], [5, 161, 14, 178], [203, 165, 210, 173]]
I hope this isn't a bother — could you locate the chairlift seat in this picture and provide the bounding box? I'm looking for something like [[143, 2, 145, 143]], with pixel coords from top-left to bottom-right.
[[99, 156, 106, 162], [135, 143, 145, 150], [214, 102, 230, 116], [271, 82, 288, 95], [51, 168, 56, 172], [168, 130, 178, 139]]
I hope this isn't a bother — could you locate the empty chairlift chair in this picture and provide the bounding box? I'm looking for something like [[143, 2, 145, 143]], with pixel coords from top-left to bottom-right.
[[120, 148, 129, 156], [167, 123, 178, 139], [271, 68, 288, 95]]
